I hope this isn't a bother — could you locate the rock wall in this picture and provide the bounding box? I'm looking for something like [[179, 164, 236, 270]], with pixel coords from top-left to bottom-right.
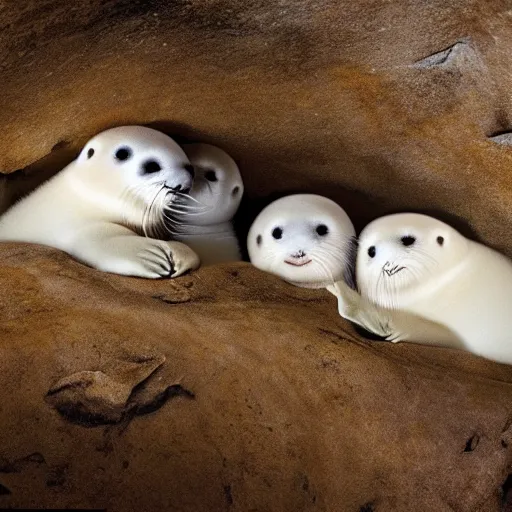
[[1, 0, 512, 249]]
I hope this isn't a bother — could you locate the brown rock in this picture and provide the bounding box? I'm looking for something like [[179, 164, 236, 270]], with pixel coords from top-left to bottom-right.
[[45, 354, 171, 426], [1, 0, 512, 510], [1, 243, 512, 511]]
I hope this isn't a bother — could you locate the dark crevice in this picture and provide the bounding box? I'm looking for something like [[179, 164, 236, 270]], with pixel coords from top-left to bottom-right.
[[412, 38, 472, 68], [223, 484, 233, 507], [502, 474, 512, 508], [130, 384, 195, 416], [23, 452, 46, 465], [0, 483, 11, 495], [463, 433, 480, 453], [52, 403, 119, 428], [0, 452, 46, 474], [488, 132, 512, 146], [360, 502, 375, 512], [51, 140, 70, 152], [125, 354, 165, 365], [353, 324, 388, 341]]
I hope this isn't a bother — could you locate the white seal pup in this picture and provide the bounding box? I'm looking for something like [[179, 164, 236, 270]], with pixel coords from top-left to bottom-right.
[[328, 213, 512, 364], [247, 194, 356, 288], [0, 126, 200, 279], [171, 143, 244, 265]]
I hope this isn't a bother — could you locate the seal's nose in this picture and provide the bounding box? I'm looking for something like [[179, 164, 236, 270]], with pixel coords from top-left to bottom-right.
[[165, 167, 193, 193], [291, 250, 307, 259]]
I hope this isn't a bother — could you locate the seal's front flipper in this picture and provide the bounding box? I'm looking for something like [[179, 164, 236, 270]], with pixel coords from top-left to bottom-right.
[[328, 280, 392, 338], [327, 280, 365, 324], [166, 241, 200, 277], [70, 224, 197, 279]]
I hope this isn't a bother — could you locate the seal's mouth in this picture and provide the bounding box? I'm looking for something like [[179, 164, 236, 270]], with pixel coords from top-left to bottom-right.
[[165, 187, 191, 196], [383, 262, 406, 276], [285, 259, 312, 267], [165, 188, 192, 206]]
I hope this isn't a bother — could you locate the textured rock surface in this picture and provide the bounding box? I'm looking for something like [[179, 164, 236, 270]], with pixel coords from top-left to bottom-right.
[[1, 0, 512, 251], [2, 0, 512, 510], [1, 243, 512, 511]]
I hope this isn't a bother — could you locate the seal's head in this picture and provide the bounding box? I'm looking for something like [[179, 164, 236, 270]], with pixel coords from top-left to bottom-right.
[[73, 125, 194, 237], [357, 213, 469, 307], [247, 194, 356, 288], [181, 143, 244, 226]]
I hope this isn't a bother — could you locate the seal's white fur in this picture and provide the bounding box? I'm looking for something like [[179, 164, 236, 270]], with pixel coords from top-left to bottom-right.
[[172, 143, 244, 265], [329, 213, 512, 364], [248, 194, 356, 288], [0, 126, 200, 278]]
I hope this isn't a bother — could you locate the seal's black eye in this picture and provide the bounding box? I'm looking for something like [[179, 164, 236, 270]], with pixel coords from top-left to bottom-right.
[[115, 147, 132, 161], [232, 186, 240, 196], [205, 169, 217, 182], [368, 246, 376, 258], [401, 235, 416, 247], [87, 148, 94, 159], [272, 227, 283, 240], [142, 160, 162, 174], [316, 224, 329, 236], [437, 236, 444, 246], [256, 235, 262, 246]]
